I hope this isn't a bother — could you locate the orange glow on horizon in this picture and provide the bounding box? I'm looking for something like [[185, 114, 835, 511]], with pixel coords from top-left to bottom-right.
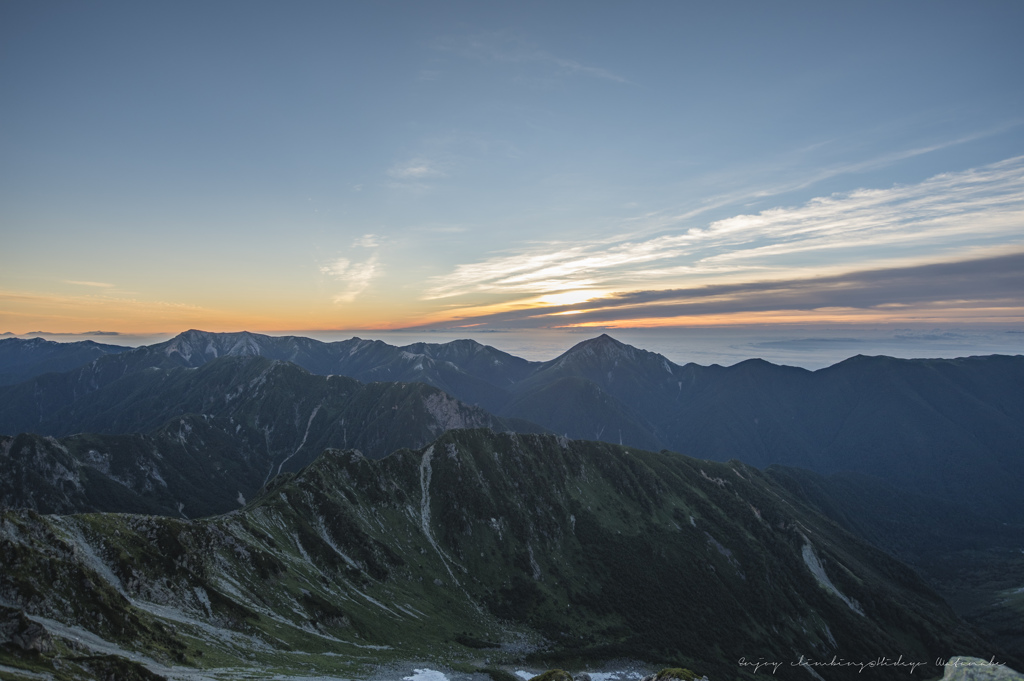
[[553, 306, 1024, 329], [5, 282, 1023, 336]]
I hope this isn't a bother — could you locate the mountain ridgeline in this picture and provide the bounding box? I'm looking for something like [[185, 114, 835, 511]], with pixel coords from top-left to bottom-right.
[[2, 330, 1023, 676], [2, 330, 1022, 521], [0, 355, 538, 517], [0, 336, 130, 387], [0, 430, 997, 680]]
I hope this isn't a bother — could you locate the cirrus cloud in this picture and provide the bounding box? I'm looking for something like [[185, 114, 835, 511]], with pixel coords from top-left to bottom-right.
[[423, 155, 1024, 305], [320, 255, 380, 304], [320, 234, 382, 304], [408, 252, 1024, 330]]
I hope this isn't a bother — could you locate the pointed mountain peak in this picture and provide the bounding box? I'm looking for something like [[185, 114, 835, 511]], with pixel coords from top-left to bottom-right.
[[545, 334, 643, 371], [565, 333, 632, 356], [534, 334, 687, 384], [591, 333, 621, 345]]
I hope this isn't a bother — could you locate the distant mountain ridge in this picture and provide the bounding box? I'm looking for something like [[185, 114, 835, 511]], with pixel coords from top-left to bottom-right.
[[3, 329, 1022, 521], [0, 355, 538, 516], [0, 336, 130, 386]]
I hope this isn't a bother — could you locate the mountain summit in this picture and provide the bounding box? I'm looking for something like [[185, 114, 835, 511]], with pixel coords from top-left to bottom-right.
[[159, 329, 266, 363]]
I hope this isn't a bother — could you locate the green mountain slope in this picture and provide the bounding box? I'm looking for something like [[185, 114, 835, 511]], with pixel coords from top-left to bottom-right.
[[766, 465, 1024, 662], [0, 430, 1002, 680], [0, 357, 539, 516]]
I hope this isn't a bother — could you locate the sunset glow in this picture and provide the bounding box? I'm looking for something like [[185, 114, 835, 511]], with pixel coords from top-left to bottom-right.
[[2, 2, 1022, 353]]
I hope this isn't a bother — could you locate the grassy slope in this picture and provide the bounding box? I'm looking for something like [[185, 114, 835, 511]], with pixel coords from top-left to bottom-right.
[[0, 429, 1000, 680]]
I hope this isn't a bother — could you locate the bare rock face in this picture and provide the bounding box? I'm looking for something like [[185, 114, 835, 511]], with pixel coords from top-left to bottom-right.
[[528, 671, 574, 681], [640, 669, 707, 681], [0, 606, 53, 653]]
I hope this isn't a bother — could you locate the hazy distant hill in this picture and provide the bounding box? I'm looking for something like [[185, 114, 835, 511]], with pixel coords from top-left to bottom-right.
[[512, 335, 1024, 522], [0, 330, 534, 420], [0, 429, 999, 681], [0, 336, 130, 386]]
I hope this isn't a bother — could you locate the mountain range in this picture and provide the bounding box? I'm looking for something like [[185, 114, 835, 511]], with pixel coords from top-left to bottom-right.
[[0, 336, 130, 386], [0, 354, 536, 517], [3, 330, 1022, 520], [0, 429, 1000, 681], [1, 330, 1022, 678]]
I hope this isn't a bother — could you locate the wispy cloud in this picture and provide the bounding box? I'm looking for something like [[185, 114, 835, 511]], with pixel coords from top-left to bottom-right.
[[388, 158, 446, 181], [410, 223, 469, 234], [423, 156, 1024, 304], [618, 123, 1024, 243], [747, 124, 1024, 201], [569, 252, 1024, 322], [386, 157, 447, 194], [433, 31, 627, 84], [411, 252, 1024, 329], [353, 233, 380, 248], [320, 234, 381, 304], [422, 234, 697, 299], [320, 255, 379, 304], [64, 280, 115, 288]]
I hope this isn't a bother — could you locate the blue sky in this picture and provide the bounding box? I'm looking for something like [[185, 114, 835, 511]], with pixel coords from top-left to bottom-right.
[[1, 0, 1023, 342]]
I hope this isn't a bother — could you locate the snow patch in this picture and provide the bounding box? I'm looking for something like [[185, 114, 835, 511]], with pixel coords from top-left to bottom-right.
[[419, 446, 462, 585], [801, 542, 864, 616], [404, 670, 449, 681], [588, 673, 645, 681], [527, 543, 542, 580], [193, 586, 213, 617], [276, 404, 322, 476], [700, 469, 728, 487]]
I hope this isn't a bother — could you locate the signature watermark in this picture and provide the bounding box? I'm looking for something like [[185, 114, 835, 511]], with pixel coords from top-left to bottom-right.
[[938, 656, 1007, 670], [738, 654, 1008, 675]]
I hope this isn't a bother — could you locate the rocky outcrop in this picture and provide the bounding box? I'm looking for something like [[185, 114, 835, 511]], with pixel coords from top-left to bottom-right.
[[0, 606, 53, 653]]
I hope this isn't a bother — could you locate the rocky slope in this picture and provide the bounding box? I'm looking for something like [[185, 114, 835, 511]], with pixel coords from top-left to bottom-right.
[[0, 357, 537, 516], [0, 430, 1001, 680]]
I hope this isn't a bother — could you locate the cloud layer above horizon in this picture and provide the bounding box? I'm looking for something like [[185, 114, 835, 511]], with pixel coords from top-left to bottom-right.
[[415, 157, 1024, 329]]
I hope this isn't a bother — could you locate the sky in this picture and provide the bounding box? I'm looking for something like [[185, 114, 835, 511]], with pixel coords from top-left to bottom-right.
[[2, 0, 1023, 360]]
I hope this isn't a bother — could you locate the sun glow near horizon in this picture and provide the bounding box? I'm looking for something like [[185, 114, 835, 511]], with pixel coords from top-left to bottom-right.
[[2, 3, 1023, 347]]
